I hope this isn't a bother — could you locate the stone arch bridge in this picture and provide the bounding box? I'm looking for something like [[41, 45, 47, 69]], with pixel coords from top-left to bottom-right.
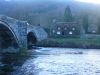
[[0, 15, 47, 51]]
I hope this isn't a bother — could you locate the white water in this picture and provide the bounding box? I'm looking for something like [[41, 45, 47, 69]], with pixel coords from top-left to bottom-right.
[[14, 48, 100, 75]]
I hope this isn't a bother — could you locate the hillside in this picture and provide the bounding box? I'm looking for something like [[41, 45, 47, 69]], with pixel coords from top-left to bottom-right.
[[0, 0, 100, 28]]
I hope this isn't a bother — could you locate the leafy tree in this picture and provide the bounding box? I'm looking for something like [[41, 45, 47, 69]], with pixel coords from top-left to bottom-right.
[[82, 14, 89, 33], [64, 6, 73, 22], [97, 17, 100, 34]]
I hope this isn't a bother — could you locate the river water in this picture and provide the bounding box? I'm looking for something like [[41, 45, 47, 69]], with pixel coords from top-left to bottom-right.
[[1, 48, 100, 75]]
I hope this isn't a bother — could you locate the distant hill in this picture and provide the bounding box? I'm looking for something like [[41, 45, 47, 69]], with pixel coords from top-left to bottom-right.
[[0, 0, 100, 28]]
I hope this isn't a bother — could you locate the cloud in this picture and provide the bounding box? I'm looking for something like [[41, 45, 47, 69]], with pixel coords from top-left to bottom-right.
[[5, 0, 11, 1]]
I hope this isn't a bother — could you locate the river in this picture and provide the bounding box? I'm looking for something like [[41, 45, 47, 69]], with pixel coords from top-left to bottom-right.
[[1, 48, 100, 75]]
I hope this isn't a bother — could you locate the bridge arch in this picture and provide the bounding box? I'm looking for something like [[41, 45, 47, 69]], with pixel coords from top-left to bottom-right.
[[27, 32, 37, 48], [0, 21, 19, 49]]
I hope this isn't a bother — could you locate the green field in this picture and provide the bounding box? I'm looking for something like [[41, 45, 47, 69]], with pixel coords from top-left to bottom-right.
[[36, 38, 100, 49]]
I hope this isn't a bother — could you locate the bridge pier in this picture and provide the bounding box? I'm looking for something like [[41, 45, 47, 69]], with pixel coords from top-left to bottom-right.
[[17, 21, 27, 50]]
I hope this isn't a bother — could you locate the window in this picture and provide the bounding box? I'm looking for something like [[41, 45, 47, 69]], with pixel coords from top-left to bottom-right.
[[57, 31, 61, 35], [72, 27, 75, 31], [58, 27, 61, 30], [52, 30, 55, 33], [64, 27, 67, 30], [69, 31, 73, 35], [92, 30, 96, 33]]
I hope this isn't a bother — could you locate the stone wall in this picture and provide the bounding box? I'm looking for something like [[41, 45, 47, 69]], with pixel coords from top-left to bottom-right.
[[0, 15, 48, 50]]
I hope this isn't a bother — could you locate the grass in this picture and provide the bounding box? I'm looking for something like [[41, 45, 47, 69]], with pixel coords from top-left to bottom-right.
[[36, 38, 100, 49], [53, 38, 100, 45]]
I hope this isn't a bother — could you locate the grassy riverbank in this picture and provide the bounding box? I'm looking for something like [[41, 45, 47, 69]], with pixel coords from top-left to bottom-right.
[[36, 38, 100, 49]]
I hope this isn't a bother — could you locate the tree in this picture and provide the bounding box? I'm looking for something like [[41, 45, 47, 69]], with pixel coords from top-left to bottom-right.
[[82, 14, 89, 33], [64, 6, 73, 22], [97, 17, 100, 34]]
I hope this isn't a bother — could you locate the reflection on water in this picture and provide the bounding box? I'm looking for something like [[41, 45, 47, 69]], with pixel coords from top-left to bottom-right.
[[0, 53, 14, 75], [0, 52, 28, 75], [1, 48, 100, 75]]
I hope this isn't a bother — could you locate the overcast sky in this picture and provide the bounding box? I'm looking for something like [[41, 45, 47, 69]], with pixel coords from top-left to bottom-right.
[[5, 0, 73, 1], [4, 0, 100, 4]]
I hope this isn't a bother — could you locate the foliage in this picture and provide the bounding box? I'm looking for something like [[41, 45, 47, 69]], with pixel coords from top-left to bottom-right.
[[64, 6, 73, 22], [98, 17, 100, 34], [82, 14, 89, 33]]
